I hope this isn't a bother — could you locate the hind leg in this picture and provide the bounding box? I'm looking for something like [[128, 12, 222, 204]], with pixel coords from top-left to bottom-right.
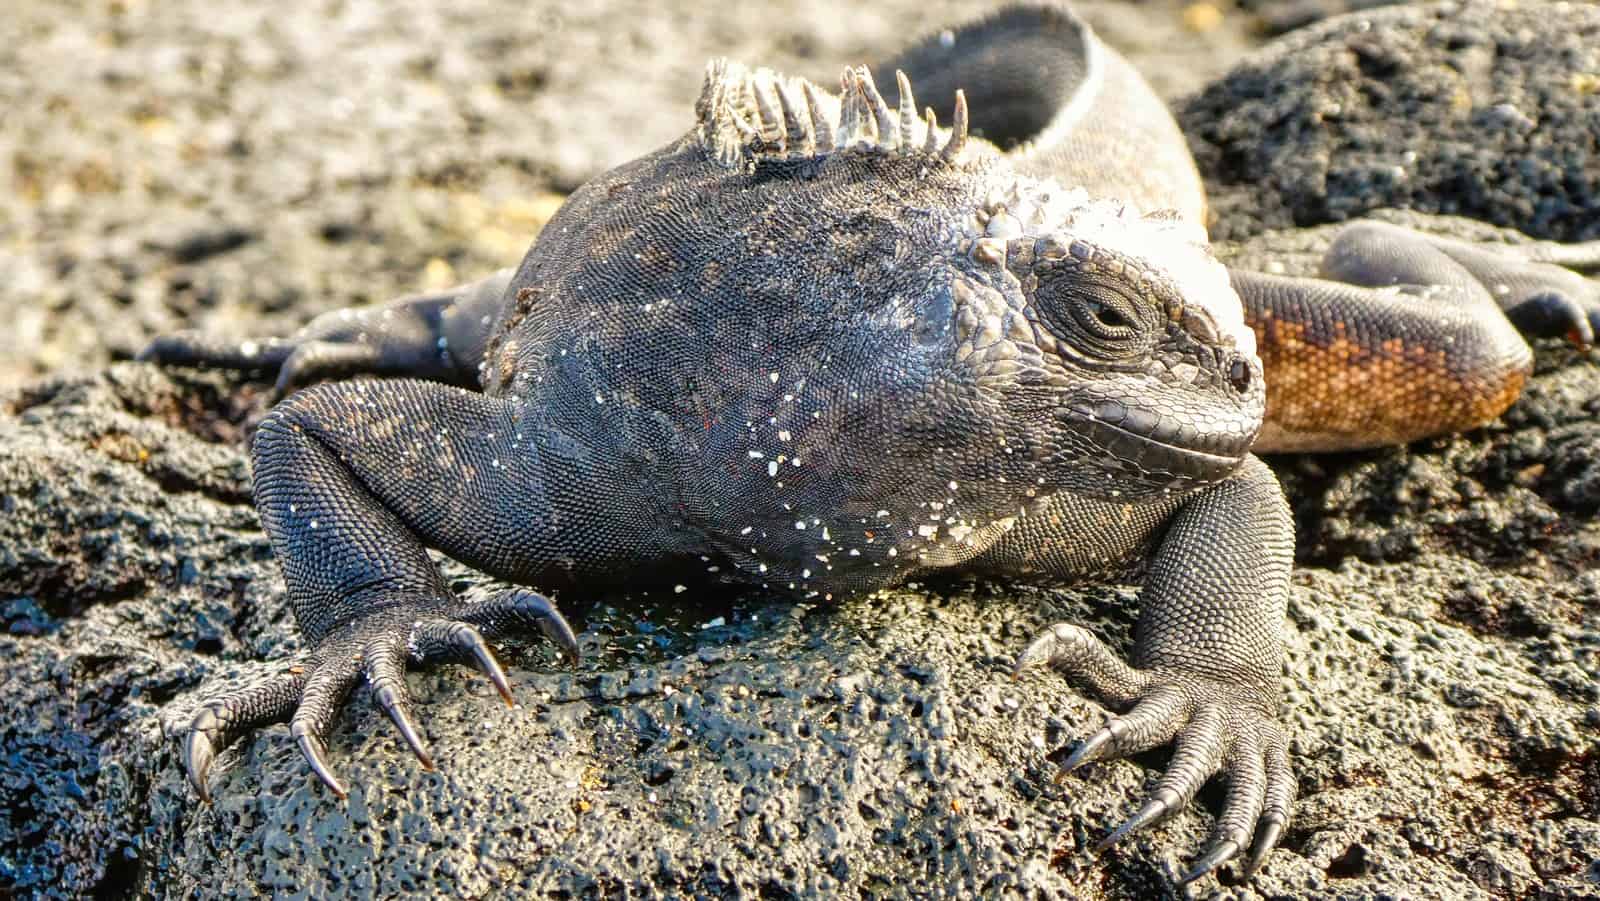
[[140, 268, 513, 394], [1235, 222, 1600, 452]]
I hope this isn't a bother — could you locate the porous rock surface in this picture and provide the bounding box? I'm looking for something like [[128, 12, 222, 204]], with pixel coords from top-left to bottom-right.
[[2, 2, 1599, 898], [1183, 0, 1600, 244]]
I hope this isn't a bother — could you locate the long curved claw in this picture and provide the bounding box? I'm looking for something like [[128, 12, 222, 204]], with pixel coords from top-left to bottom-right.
[[412, 620, 516, 707], [1057, 728, 1114, 780], [459, 589, 581, 663], [1242, 814, 1286, 880], [292, 724, 347, 799], [1242, 731, 1294, 878], [184, 722, 218, 804], [373, 682, 432, 769], [364, 637, 434, 770], [1179, 839, 1241, 886], [470, 643, 513, 705], [288, 655, 360, 798], [178, 669, 306, 802], [1013, 623, 1149, 707], [1097, 793, 1175, 852]]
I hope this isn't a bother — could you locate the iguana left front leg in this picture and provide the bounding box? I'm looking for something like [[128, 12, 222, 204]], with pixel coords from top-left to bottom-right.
[[175, 378, 624, 800], [1009, 457, 1295, 885]]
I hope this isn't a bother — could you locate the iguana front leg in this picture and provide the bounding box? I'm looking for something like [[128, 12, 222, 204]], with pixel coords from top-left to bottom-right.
[[179, 378, 606, 799], [1236, 221, 1600, 451], [1010, 457, 1295, 884], [140, 268, 513, 394]]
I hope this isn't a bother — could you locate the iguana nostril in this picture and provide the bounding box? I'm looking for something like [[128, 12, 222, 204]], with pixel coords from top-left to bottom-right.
[[1229, 357, 1251, 393]]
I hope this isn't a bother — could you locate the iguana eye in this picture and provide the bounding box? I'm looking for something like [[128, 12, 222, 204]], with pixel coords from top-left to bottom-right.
[[1068, 291, 1140, 342], [1032, 270, 1154, 361], [1085, 299, 1128, 329]]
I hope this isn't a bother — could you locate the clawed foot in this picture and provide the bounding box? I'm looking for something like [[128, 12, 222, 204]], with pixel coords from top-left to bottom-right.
[[1014, 623, 1294, 886], [178, 589, 578, 801], [1515, 239, 1600, 347]]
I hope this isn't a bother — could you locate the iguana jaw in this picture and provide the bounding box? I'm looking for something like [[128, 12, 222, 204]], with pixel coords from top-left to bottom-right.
[[1054, 392, 1258, 491]]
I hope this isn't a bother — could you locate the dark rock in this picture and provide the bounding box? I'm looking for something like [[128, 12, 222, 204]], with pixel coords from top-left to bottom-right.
[[1235, 0, 1402, 37], [1183, 1, 1600, 244], [143, 220, 258, 265]]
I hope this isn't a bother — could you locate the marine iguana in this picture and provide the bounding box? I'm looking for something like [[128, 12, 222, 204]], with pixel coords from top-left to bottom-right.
[[141, 2, 1600, 886]]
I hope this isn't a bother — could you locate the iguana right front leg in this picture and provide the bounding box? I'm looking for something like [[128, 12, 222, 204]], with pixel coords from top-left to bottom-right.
[[177, 378, 631, 800], [1010, 457, 1296, 885], [140, 268, 513, 394]]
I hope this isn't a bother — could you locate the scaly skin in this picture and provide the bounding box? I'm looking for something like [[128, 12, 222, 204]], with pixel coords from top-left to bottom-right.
[[141, 2, 1600, 888]]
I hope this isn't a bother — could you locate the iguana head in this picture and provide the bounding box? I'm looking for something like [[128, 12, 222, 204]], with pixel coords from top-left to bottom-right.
[[693, 62, 1263, 505], [953, 191, 1265, 501]]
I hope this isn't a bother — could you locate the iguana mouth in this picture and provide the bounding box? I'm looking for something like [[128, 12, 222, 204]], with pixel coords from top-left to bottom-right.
[[1059, 400, 1253, 482]]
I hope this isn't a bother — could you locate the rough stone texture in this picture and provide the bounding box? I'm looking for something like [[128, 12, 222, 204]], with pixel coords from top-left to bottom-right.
[[1183, 1, 1600, 244], [2, 1, 1599, 899]]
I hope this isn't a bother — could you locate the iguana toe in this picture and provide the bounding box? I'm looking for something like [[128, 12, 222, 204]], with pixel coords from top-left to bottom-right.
[[455, 589, 581, 662], [1453, 230, 1600, 347], [1013, 623, 1149, 707], [1056, 687, 1187, 777], [1180, 728, 1265, 884], [178, 667, 307, 802], [1097, 696, 1290, 883], [1243, 731, 1294, 877], [410, 619, 517, 706]]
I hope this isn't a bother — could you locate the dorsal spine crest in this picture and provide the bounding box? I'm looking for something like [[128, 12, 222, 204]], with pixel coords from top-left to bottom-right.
[[695, 59, 970, 170]]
